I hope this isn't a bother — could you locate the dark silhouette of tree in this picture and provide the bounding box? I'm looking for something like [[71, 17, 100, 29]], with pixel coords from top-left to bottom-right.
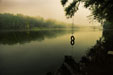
[[61, 0, 113, 23], [46, 30, 113, 75]]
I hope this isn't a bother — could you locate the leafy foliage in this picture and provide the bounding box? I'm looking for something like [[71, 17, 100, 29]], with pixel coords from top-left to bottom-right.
[[65, 0, 80, 18], [61, 0, 68, 6], [61, 0, 113, 23], [61, 0, 80, 18]]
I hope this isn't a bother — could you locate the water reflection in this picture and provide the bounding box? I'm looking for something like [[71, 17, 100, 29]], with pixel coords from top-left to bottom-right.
[[0, 30, 70, 45], [47, 30, 113, 75], [0, 30, 102, 75]]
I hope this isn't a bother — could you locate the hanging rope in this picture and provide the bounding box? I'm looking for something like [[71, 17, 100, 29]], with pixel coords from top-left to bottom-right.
[[72, 15, 74, 35], [70, 16, 75, 57], [70, 16, 75, 46]]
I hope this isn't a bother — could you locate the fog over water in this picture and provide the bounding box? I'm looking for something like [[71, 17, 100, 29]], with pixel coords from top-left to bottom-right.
[[0, 0, 100, 26]]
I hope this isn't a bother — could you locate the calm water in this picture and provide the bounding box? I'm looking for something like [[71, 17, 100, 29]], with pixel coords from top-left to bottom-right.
[[0, 30, 102, 75]]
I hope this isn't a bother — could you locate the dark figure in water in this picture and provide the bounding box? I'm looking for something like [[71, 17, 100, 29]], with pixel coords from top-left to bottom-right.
[[46, 56, 80, 75], [55, 56, 80, 75]]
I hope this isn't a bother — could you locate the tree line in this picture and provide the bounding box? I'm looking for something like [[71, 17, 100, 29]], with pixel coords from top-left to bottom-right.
[[0, 13, 71, 30]]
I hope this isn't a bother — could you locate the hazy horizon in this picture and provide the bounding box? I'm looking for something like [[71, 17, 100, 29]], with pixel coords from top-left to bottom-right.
[[0, 0, 100, 26]]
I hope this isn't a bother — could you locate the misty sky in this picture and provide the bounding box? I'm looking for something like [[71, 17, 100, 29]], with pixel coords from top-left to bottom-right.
[[0, 0, 100, 26]]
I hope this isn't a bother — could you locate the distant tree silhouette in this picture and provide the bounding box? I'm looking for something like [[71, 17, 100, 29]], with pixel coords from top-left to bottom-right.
[[0, 13, 70, 30]]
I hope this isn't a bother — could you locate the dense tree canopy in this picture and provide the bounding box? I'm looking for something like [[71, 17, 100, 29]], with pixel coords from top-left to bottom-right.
[[61, 0, 113, 23], [0, 13, 70, 30]]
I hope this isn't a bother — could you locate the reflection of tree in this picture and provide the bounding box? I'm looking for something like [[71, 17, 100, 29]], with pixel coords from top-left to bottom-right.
[[0, 30, 69, 45], [47, 30, 113, 75], [46, 56, 80, 75], [79, 30, 113, 75]]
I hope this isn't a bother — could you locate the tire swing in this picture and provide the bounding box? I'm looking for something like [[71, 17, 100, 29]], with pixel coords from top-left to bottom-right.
[[70, 16, 75, 46], [70, 35, 75, 46]]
